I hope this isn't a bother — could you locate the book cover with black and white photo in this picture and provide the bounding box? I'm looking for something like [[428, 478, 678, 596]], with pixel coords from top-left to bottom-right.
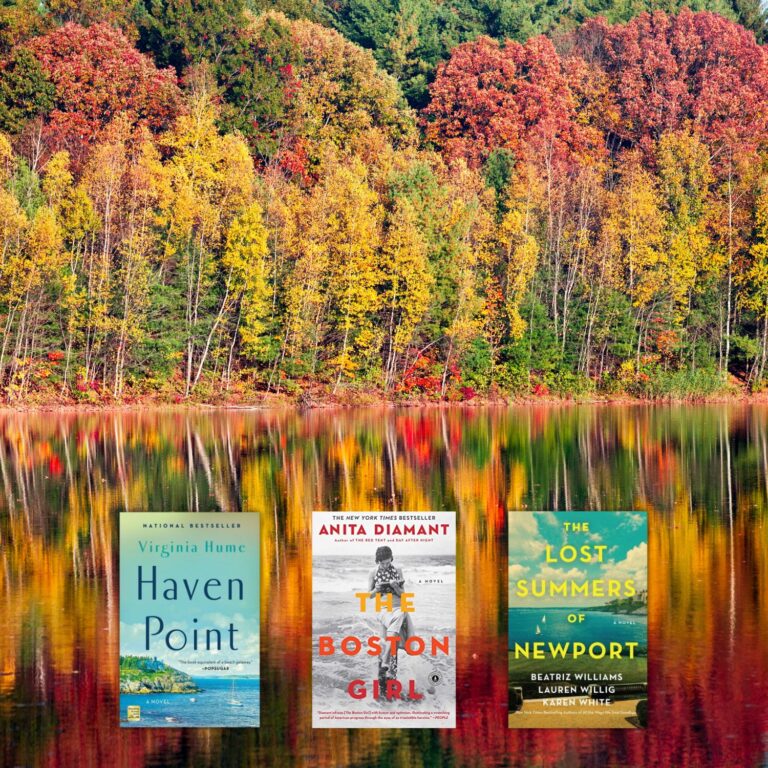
[[312, 511, 456, 728]]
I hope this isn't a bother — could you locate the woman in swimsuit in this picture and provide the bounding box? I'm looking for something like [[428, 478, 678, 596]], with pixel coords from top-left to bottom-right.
[[367, 546, 415, 693]]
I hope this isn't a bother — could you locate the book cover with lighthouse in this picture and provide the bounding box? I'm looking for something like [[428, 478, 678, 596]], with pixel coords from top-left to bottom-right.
[[119, 512, 260, 727], [312, 511, 456, 728], [508, 511, 648, 729]]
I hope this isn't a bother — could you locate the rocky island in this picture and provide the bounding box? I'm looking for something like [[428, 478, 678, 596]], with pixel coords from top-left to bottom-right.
[[119, 655, 202, 694]]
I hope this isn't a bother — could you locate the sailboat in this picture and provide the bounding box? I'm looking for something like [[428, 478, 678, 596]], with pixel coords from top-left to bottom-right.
[[227, 679, 243, 707], [541, 615, 546, 623], [535, 624, 541, 635]]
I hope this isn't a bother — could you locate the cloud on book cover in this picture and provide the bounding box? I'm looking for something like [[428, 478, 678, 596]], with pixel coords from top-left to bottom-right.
[[601, 542, 648, 589]]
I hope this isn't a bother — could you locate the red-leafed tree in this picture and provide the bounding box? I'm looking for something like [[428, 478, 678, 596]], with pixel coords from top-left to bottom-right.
[[25, 22, 181, 163], [422, 35, 601, 169], [572, 10, 768, 152]]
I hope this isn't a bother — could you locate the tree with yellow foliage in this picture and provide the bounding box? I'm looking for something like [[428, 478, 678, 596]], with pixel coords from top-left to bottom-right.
[[160, 87, 258, 395], [381, 197, 431, 388], [222, 202, 270, 384], [603, 157, 666, 366]]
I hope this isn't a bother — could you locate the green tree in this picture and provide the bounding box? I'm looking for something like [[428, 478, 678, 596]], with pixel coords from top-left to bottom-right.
[[0, 46, 55, 135]]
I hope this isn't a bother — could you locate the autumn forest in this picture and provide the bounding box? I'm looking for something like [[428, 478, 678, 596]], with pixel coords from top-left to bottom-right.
[[3, 0, 768, 402]]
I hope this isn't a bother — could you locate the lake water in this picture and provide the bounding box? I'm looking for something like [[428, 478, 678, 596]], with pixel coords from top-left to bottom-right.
[[0, 404, 767, 766], [508, 607, 647, 647], [120, 677, 260, 728]]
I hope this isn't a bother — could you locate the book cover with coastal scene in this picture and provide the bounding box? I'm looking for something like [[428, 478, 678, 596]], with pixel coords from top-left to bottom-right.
[[312, 511, 456, 728], [119, 512, 260, 727], [508, 511, 648, 728]]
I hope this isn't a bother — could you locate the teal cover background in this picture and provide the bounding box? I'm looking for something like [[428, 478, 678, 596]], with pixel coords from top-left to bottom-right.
[[119, 512, 260, 727]]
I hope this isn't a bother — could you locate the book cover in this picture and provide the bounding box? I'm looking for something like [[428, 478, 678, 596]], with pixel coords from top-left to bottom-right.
[[312, 511, 456, 728], [508, 511, 648, 728], [119, 512, 260, 727]]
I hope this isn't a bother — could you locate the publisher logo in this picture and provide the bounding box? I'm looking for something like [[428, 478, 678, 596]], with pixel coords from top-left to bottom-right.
[[127, 705, 141, 722], [428, 671, 443, 686]]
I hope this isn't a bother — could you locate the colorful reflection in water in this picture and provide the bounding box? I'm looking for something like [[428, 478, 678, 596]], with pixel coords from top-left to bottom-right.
[[0, 405, 766, 767]]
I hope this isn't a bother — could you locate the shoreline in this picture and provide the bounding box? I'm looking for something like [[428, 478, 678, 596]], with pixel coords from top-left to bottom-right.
[[4, 388, 768, 413]]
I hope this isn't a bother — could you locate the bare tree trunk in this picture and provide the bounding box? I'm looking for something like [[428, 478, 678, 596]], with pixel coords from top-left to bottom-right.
[[191, 278, 232, 392], [224, 304, 242, 390]]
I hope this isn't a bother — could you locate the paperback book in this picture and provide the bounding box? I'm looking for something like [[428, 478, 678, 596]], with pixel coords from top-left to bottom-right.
[[119, 512, 260, 727], [312, 511, 456, 728], [508, 511, 648, 728]]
